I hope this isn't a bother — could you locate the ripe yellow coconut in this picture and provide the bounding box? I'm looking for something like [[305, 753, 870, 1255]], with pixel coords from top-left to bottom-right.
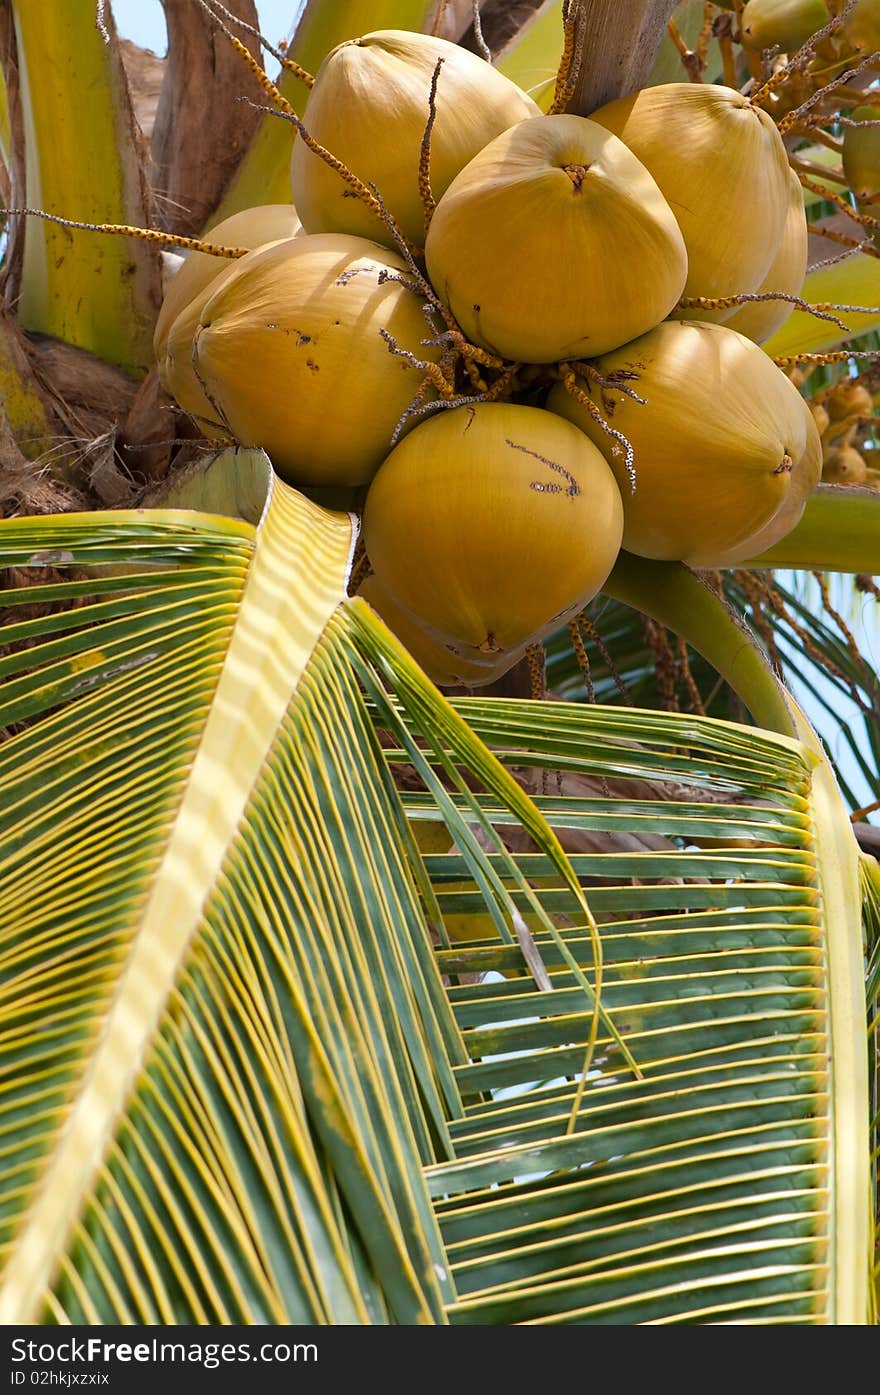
[[154, 205, 302, 368], [590, 84, 790, 319], [546, 320, 821, 567], [363, 402, 623, 659], [358, 576, 525, 688], [822, 444, 868, 484], [843, 105, 880, 205], [844, 0, 880, 54], [161, 237, 302, 436], [724, 170, 808, 343], [708, 395, 821, 565], [424, 114, 687, 363], [825, 378, 874, 419], [740, 0, 829, 51], [188, 233, 442, 487], [290, 30, 539, 249]]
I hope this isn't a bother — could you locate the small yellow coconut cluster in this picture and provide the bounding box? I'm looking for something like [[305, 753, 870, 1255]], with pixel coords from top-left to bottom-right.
[[811, 377, 880, 487], [157, 31, 821, 688]]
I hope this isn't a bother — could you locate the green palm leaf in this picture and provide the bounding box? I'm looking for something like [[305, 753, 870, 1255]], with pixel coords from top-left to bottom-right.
[[0, 453, 872, 1323]]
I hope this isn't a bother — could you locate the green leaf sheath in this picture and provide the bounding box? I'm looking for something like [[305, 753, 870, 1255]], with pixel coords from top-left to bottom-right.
[[11, 0, 159, 372]]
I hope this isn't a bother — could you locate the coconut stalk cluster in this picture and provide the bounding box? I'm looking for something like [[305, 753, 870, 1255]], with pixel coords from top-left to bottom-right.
[[156, 29, 824, 688]]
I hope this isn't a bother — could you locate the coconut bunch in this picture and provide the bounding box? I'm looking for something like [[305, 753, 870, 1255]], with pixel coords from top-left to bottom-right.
[[731, 0, 880, 121], [806, 374, 880, 484], [739, 0, 878, 56], [156, 29, 828, 689]]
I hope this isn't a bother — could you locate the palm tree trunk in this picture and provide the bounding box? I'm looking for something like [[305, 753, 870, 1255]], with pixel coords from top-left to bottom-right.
[[566, 0, 681, 114]]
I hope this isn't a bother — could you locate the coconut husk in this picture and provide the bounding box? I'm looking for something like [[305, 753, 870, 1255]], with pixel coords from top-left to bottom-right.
[[27, 334, 139, 449], [119, 367, 181, 484], [0, 412, 88, 518]]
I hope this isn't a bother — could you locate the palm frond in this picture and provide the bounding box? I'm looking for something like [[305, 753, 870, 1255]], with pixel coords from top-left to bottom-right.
[[0, 453, 872, 1322], [860, 855, 879, 1320], [399, 697, 869, 1323], [0, 450, 600, 1323]]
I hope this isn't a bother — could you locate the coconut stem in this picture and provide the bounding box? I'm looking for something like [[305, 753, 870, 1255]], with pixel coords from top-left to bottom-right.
[[573, 360, 646, 405], [807, 221, 880, 258], [773, 350, 880, 367], [548, 1, 582, 115], [802, 125, 845, 152], [810, 245, 862, 271], [678, 636, 706, 716], [718, 25, 739, 90], [559, 363, 636, 492], [837, 113, 880, 127], [789, 154, 845, 182], [95, 0, 110, 44], [666, 17, 705, 83], [193, 0, 313, 101], [577, 612, 634, 706], [735, 571, 784, 673], [0, 207, 249, 259], [814, 569, 865, 671], [482, 363, 520, 401], [380, 329, 456, 399], [471, 1, 492, 63], [190, 0, 298, 114], [206, 0, 315, 86], [796, 173, 880, 230], [751, 2, 857, 108], [440, 330, 506, 371], [390, 391, 487, 446], [642, 616, 680, 712], [241, 98, 427, 267], [777, 45, 880, 134], [567, 619, 596, 702], [418, 60, 444, 234], [677, 291, 874, 332], [749, 567, 876, 715], [526, 643, 546, 701]]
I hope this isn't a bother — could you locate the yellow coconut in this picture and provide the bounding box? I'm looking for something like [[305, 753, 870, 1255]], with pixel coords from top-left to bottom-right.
[[363, 402, 623, 661], [358, 576, 525, 688], [154, 205, 302, 368], [188, 233, 442, 487], [844, 0, 880, 54], [590, 84, 790, 319], [161, 238, 302, 436], [724, 169, 808, 343], [825, 378, 874, 419], [546, 320, 821, 567], [424, 114, 687, 363], [843, 105, 880, 205], [709, 395, 821, 565], [741, 0, 829, 51], [290, 29, 539, 249], [822, 444, 868, 484]]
